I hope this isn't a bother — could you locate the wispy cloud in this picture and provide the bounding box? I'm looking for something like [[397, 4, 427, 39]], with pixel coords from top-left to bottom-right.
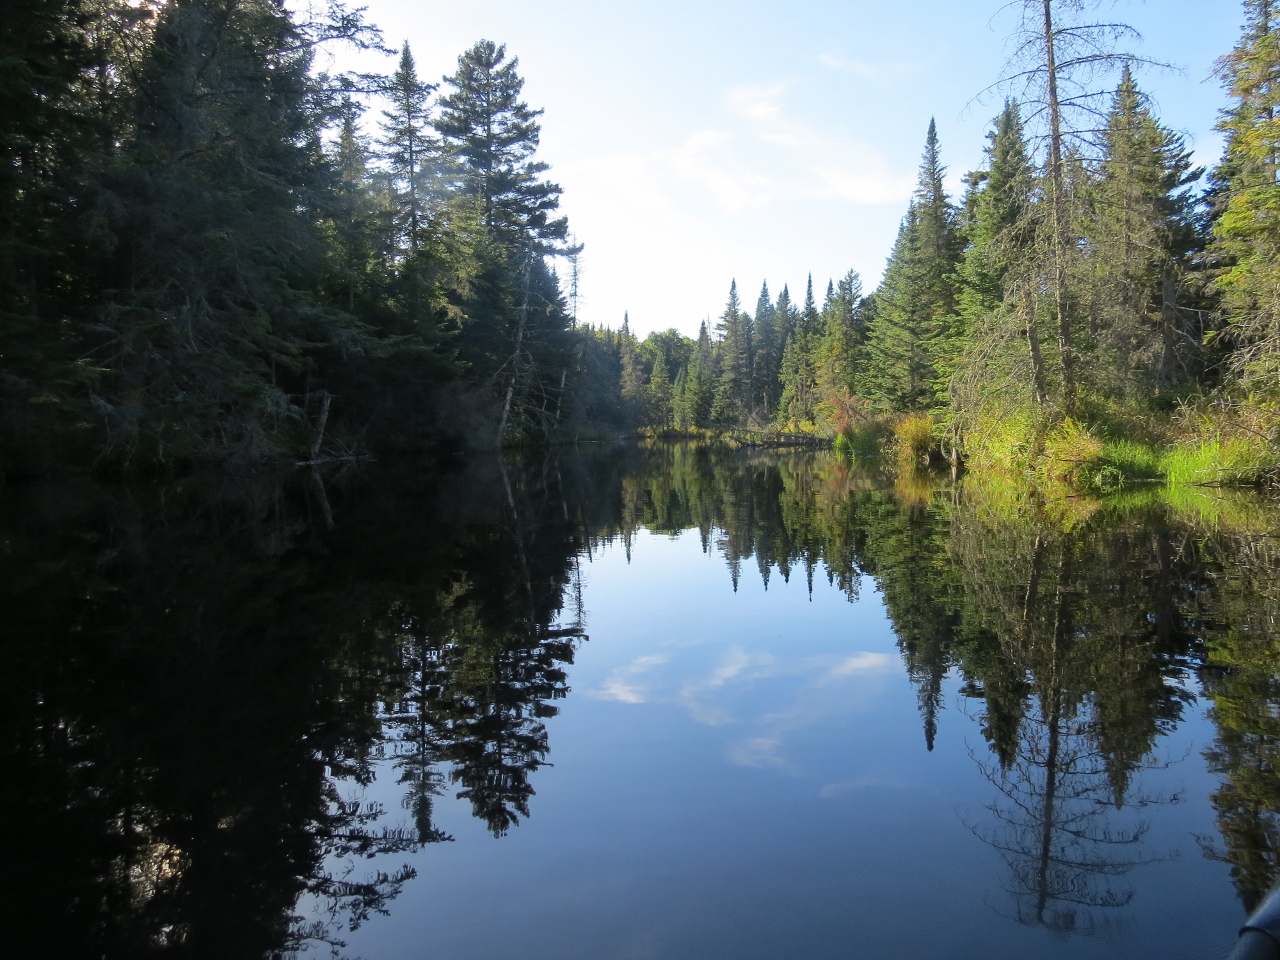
[[731, 737, 786, 768], [591, 641, 898, 773], [816, 652, 893, 685], [817, 773, 910, 798], [569, 81, 914, 223], [679, 648, 778, 725], [595, 655, 669, 705], [817, 53, 915, 83]]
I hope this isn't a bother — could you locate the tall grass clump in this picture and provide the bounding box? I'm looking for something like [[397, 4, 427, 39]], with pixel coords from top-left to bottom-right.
[[1160, 437, 1274, 486], [961, 409, 1041, 477], [834, 420, 887, 461], [892, 414, 936, 472]]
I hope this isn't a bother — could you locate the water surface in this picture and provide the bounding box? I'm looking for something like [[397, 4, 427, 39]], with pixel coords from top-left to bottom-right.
[[4, 446, 1277, 959]]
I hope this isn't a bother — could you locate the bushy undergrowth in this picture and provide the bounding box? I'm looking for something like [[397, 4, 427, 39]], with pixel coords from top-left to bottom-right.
[[964, 400, 1277, 491]]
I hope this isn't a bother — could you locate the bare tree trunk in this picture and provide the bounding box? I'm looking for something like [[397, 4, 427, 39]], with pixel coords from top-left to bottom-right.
[[1042, 0, 1076, 409], [1160, 263, 1178, 386], [310, 391, 331, 461], [1024, 290, 1049, 405], [496, 248, 534, 447]]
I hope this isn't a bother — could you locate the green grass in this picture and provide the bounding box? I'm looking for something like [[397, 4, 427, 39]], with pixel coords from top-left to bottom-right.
[[963, 408, 1276, 492], [1159, 437, 1274, 486]]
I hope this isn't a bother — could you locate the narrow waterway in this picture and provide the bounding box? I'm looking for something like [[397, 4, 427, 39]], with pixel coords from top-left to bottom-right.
[[5, 445, 1274, 959]]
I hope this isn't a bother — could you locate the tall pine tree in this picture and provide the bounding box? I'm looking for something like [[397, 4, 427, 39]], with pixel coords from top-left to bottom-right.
[[861, 120, 961, 411]]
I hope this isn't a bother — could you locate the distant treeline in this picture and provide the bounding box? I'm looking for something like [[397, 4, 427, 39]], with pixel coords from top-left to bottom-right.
[[600, 2, 1280, 485], [5, 1, 1280, 475]]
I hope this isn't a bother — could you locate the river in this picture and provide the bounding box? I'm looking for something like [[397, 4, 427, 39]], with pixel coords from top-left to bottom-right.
[[4, 445, 1275, 959]]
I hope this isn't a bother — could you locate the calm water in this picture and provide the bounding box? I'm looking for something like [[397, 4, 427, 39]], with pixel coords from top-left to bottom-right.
[[5, 445, 1278, 959]]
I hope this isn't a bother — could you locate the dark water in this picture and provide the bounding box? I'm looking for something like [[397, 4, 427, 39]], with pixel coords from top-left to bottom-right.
[[4, 446, 1279, 959]]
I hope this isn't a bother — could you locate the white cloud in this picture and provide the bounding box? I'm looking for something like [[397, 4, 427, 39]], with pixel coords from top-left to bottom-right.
[[817, 774, 910, 798], [816, 652, 894, 685], [730, 737, 786, 768], [817, 53, 915, 83], [594, 655, 669, 705], [679, 648, 778, 725]]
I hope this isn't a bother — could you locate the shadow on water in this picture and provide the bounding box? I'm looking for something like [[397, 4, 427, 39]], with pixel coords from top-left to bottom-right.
[[3, 445, 1280, 956]]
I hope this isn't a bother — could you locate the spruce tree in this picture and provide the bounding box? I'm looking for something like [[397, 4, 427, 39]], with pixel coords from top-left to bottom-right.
[[435, 40, 566, 246], [947, 102, 1041, 417], [647, 353, 673, 428], [817, 270, 864, 406], [861, 121, 961, 411], [619, 312, 646, 424], [713, 280, 751, 424], [1210, 0, 1280, 397], [779, 275, 822, 423], [381, 43, 438, 254], [1088, 67, 1200, 393], [954, 102, 1033, 334], [751, 281, 778, 415], [687, 321, 716, 428]]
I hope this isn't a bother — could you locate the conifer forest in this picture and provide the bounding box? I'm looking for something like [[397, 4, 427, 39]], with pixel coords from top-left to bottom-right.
[[3, 0, 1279, 485], [8, 3, 1280, 959]]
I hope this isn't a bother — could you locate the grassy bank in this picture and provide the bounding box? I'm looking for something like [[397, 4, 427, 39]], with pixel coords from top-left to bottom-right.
[[831, 401, 1279, 492]]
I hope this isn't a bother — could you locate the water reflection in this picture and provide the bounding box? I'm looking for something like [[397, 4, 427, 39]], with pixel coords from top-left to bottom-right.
[[2, 447, 1279, 956]]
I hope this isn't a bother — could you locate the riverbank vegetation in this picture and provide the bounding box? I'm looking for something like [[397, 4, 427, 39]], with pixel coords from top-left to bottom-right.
[[2, 0, 596, 472], [3, 0, 1279, 485], [596, 2, 1280, 490]]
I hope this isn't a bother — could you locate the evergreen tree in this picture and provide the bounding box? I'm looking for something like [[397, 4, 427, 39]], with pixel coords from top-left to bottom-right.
[[954, 102, 1034, 336], [686, 321, 716, 428], [816, 270, 864, 408], [1211, 0, 1280, 398], [435, 40, 574, 442], [751, 281, 779, 415], [381, 43, 438, 254], [1087, 67, 1201, 394], [619, 313, 646, 424], [713, 280, 751, 423], [947, 102, 1043, 418], [435, 40, 566, 246], [779, 275, 822, 423], [861, 121, 962, 411], [647, 353, 673, 428], [87, 0, 380, 463]]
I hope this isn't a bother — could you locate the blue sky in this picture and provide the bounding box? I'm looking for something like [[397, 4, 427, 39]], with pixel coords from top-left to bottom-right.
[[333, 0, 1244, 337]]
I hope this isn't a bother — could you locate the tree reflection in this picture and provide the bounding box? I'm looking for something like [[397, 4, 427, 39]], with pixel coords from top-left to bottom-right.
[[4, 447, 1280, 954], [1196, 527, 1280, 910], [0, 454, 592, 957]]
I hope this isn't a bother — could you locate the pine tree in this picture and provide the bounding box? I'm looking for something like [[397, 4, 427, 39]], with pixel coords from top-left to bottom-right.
[[816, 270, 864, 406], [779, 275, 823, 423], [381, 43, 438, 254], [751, 281, 779, 415], [1087, 67, 1201, 394], [1211, 0, 1280, 397], [436, 41, 574, 442], [435, 40, 566, 246], [861, 121, 961, 411], [713, 280, 751, 423]]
